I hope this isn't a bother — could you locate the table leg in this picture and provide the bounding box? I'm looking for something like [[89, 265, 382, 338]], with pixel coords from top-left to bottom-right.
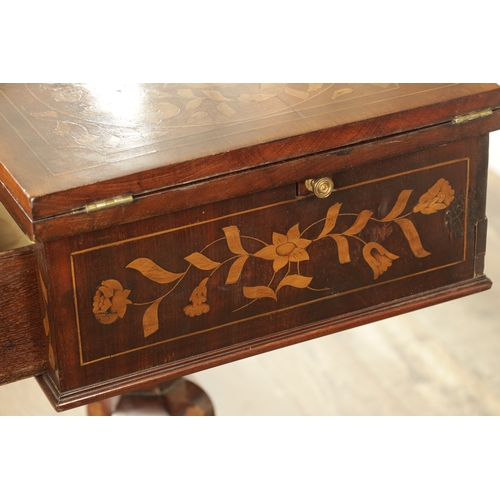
[[87, 378, 215, 416]]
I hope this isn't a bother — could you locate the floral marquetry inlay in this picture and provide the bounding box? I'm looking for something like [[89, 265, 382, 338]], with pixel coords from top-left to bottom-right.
[[92, 178, 455, 338], [20, 83, 399, 157]]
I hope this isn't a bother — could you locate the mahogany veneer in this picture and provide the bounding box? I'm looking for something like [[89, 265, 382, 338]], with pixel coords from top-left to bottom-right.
[[1, 83, 499, 411]]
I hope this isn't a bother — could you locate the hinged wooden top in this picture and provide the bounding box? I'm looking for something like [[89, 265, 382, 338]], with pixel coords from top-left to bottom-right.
[[1, 83, 500, 240]]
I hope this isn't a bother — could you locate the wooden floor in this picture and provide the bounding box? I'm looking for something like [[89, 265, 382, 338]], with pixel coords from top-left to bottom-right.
[[2, 170, 500, 416]]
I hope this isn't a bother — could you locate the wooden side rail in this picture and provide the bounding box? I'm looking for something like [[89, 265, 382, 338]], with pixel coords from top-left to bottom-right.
[[0, 245, 46, 384]]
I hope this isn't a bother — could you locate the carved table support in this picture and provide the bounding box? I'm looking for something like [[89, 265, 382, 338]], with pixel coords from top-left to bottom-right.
[[87, 378, 215, 416]]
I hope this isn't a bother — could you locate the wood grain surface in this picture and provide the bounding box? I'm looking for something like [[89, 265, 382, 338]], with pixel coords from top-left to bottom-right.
[[27, 132, 491, 410], [1, 84, 499, 226], [1, 88, 500, 415], [0, 245, 46, 385], [23, 109, 500, 242], [2, 166, 499, 415]]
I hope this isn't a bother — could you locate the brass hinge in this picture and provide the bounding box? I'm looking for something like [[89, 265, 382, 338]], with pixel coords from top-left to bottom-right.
[[452, 108, 493, 125], [85, 194, 134, 213]]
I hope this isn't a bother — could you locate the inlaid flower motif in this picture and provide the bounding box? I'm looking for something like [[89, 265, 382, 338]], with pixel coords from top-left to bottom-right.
[[92, 177, 456, 336], [93, 279, 132, 325], [254, 224, 311, 272], [413, 178, 455, 214], [362, 242, 399, 280], [184, 303, 210, 317], [184, 278, 210, 317]]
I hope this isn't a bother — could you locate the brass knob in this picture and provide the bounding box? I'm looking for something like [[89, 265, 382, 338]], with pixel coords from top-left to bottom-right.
[[305, 177, 334, 198]]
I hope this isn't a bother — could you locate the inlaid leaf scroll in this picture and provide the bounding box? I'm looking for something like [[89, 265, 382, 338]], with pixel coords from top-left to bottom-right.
[[343, 210, 374, 236], [276, 275, 313, 293], [223, 226, 248, 255], [217, 103, 236, 117], [243, 286, 277, 301], [202, 90, 230, 101], [381, 190, 413, 221], [185, 98, 204, 110], [332, 88, 354, 100], [328, 234, 351, 263], [95, 177, 456, 339], [226, 255, 249, 285], [184, 252, 221, 270], [177, 89, 196, 98], [143, 299, 161, 337], [126, 258, 184, 284], [317, 203, 342, 239], [395, 219, 431, 257]]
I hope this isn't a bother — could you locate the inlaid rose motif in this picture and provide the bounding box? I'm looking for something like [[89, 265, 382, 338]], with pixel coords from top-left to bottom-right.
[[413, 178, 455, 214], [93, 279, 132, 324], [254, 224, 311, 272]]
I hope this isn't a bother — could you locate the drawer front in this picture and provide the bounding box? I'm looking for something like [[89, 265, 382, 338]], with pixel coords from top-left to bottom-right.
[[38, 136, 490, 409]]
